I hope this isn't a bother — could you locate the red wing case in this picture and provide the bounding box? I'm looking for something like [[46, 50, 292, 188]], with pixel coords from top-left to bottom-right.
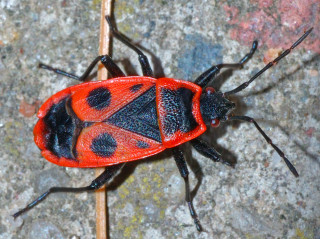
[[74, 123, 164, 167], [71, 77, 157, 122], [34, 77, 165, 167], [156, 78, 206, 148]]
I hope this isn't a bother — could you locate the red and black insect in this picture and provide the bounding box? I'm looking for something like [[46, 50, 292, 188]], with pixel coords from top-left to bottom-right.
[[13, 16, 312, 231]]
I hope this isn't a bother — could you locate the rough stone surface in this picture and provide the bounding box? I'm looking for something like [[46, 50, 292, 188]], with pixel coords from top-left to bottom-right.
[[1, 1, 319, 239]]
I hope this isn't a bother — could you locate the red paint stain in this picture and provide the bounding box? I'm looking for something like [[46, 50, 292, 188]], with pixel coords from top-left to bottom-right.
[[223, 0, 320, 53], [296, 201, 306, 209], [61, 0, 67, 7], [263, 48, 282, 64], [19, 100, 42, 118]]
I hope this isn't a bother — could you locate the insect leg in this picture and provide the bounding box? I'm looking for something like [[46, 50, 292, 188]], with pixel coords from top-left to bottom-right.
[[105, 16, 154, 77], [39, 54, 125, 81], [194, 41, 258, 88], [172, 147, 202, 231], [13, 163, 124, 219], [190, 138, 233, 167], [228, 115, 299, 177]]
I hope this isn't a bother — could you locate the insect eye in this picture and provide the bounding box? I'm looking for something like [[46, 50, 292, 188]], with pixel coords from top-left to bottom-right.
[[205, 87, 215, 95], [210, 119, 220, 127]]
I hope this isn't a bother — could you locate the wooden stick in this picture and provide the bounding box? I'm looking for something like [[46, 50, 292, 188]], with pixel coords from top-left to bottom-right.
[[96, 0, 112, 238]]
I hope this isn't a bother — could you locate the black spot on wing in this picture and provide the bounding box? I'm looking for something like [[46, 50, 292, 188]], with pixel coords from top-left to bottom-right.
[[91, 133, 117, 157], [130, 84, 143, 93], [87, 87, 111, 110]]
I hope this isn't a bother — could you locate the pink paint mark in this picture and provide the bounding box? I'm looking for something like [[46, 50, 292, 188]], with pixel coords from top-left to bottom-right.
[[278, 0, 310, 30], [229, 10, 277, 47], [305, 127, 315, 137], [223, 5, 239, 25], [223, 0, 320, 53], [251, 0, 273, 8]]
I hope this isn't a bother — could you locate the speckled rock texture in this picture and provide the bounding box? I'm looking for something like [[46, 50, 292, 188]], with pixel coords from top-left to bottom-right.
[[1, 1, 319, 239]]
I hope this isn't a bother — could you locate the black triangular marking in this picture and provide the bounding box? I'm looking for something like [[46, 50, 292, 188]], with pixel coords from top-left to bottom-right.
[[106, 86, 162, 142]]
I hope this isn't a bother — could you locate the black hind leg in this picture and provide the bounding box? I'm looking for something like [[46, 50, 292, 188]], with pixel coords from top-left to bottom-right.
[[13, 163, 125, 218], [39, 54, 125, 81], [106, 16, 154, 77]]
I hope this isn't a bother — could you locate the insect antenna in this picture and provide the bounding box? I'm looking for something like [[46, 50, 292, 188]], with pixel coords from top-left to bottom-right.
[[224, 28, 313, 96]]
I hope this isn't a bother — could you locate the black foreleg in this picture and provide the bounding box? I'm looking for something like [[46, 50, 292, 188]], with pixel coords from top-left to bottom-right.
[[194, 41, 258, 88], [191, 138, 233, 167]]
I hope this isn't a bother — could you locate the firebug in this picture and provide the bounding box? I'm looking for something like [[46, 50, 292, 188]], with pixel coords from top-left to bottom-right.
[[13, 16, 313, 231]]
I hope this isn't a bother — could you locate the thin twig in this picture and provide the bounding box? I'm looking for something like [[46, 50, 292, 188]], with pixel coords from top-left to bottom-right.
[[96, 0, 112, 238]]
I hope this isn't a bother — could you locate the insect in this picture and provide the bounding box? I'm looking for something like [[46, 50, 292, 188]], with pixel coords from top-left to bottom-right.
[[13, 16, 312, 231]]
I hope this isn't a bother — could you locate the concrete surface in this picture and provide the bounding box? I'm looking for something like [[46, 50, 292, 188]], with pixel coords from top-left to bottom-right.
[[0, 0, 319, 239]]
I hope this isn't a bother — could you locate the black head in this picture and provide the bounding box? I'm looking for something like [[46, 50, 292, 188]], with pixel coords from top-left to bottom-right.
[[200, 87, 235, 127]]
